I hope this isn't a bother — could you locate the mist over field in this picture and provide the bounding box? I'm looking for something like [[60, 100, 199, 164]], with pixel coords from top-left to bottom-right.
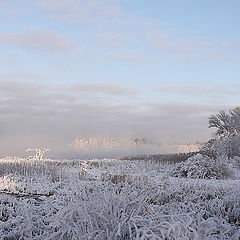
[[0, 78, 212, 157], [0, 135, 201, 159]]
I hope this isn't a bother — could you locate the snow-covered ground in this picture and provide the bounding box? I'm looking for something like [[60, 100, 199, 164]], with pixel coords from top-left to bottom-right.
[[0, 157, 239, 239]]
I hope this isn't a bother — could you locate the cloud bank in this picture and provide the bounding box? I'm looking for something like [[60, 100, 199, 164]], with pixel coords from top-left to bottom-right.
[[0, 80, 225, 157]]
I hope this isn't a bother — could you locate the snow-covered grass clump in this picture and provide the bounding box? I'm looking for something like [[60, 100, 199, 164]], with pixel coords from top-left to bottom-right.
[[0, 156, 239, 239], [170, 154, 231, 179]]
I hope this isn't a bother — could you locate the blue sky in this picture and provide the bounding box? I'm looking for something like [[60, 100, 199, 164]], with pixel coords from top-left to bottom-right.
[[0, 0, 240, 154]]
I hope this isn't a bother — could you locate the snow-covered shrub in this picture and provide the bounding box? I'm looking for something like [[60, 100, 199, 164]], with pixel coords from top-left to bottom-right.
[[101, 172, 130, 184], [170, 154, 230, 179], [203, 137, 240, 159], [26, 148, 50, 160], [101, 173, 150, 186], [0, 175, 20, 192], [231, 156, 240, 169], [206, 189, 240, 226]]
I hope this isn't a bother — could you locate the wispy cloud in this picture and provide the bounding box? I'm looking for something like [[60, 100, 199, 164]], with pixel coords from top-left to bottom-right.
[[0, 28, 72, 55], [36, 0, 123, 25], [0, 73, 46, 81], [69, 82, 138, 96], [144, 29, 193, 53], [142, 27, 240, 63], [0, 56, 18, 66], [143, 102, 225, 117], [154, 83, 240, 96], [105, 50, 146, 63], [97, 31, 133, 48], [32, 0, 240, 64]]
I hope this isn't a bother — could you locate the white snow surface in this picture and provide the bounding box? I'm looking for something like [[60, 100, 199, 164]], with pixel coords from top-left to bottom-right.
[[0, 156, 239, 239]]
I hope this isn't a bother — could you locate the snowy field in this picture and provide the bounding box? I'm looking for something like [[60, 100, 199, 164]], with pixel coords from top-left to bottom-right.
[[0, 155, 240, 240]]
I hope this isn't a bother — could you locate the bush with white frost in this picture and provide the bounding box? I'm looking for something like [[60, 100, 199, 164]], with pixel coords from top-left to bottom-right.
[[170, 154, 230, 179], [26, 148, 50, 160]]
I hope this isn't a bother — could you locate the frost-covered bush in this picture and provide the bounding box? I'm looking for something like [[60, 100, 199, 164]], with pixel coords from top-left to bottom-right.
[[206, 189, 240, 226], [26, 148, 50, 160], [231, 156, 240, 169], [101, 172, 150, 186], [170, 154, 230, 179], [203, 136, 240, 159]]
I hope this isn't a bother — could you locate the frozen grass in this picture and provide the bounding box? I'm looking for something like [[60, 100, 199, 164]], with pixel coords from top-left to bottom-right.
[[121, 152, 198, 164], [0, 156, 239, 239]]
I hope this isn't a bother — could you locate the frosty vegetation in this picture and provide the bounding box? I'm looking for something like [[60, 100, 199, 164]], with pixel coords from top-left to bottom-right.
[[71, 138, 152, 150], [0, 107, 240, 239], [26, 148, 50, 161], [205, 106, 240, 158]]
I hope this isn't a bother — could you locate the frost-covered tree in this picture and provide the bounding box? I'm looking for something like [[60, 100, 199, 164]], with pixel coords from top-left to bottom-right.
[[207, 107, 240, 158], [26, 148, 50, 160], [230, 107, 240, 134], [209, 110, 234, 138], [209, 107, 240, 138]]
